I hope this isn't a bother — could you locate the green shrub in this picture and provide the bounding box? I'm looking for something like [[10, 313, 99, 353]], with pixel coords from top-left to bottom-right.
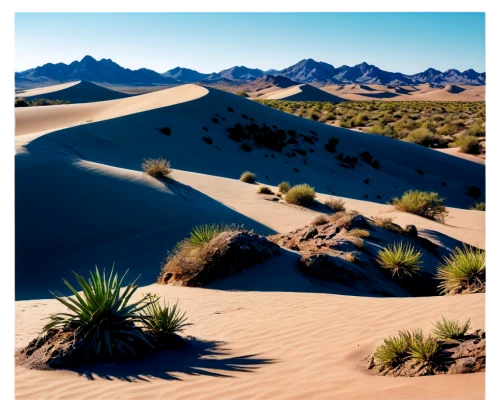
[[376, 242, 422, 279], [188, 223, 231, 247], [409, 333, 441, 365], [404, 128, 435, 147], [240, 171, 256, 183], [432, 317, 470, 340], [454, 135, 482, 155], [391, 190, 448, 222], [467, 121, 485, 137], [141, 295, 189, 336], [374, 330, 414, 366], [367, 123, 393, 136], [436, 245, 485, 295], [469, 201, 485, 211], [278, 181, 291, 193], [237, 91, 249, 97], [257, 185, 274, 194], [142, 158, 172, 179], [325, 198, 346, 212], [285, 184, 316, 206]]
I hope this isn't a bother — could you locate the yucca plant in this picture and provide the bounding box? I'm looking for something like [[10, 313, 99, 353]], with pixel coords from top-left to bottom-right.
[[141, 294, 190, 336], [432, 317, 470, 340], [188, 223, 232, 247], [436, 245, 485, 295], [376, 242, 422, 279], [44, 267, 155, 358], [374, 332, 410, 366], [408, 334, 441, 365]]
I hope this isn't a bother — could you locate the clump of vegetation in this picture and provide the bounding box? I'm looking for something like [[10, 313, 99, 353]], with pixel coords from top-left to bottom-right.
[[160, 126, 171, 136], [240, 171, 256, 183], [278, 181, 291, 193], [349, 229, 370, 238], [367, 123, 393, 136], [257, 186, 274, 195], [373, 216, 403, 233], [202, 136, 213, 144], [15, 98, 70, 107], [404, 128, 436, 147], [469, 201, 485, 211], [432, 317, 470, 340], [142, 158, 172, 179], [409, 333, 441, 365], [467, 121, 485, 137], [376, 242, 422, 279], [285, 184, 316, 206], [325, 198, 346, 212], [187, 223, 233, 247], [374, 330, 416, 366], [454, 135, 482, 154], [436, 245, 485, 295], [141, 295, 190, 336], [241, 143, 253, 152], [237, 91, 249, 97], [466, 186, 482, 199], [311, 215, 329, 226], [392, 190, 448, 222]]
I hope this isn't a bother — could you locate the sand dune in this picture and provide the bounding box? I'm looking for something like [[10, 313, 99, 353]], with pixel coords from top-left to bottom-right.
[[258, 83, 347, 102], [15, 84, 485, 399], [15, 81, 80, 98]]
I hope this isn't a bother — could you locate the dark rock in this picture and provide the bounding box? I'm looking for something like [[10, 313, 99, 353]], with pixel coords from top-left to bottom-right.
[[298, 253, 359, 284], [350, 215, 372, 230], [405, 225, 418, 237], [300, 227, 318, 241]]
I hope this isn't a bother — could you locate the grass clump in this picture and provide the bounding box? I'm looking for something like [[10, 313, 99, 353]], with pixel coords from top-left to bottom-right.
[[373, 216, 403, 233], [141, 295, 189, 336], [374, 330, 415, 366], [240, 171, 256, 183], [285, 184, 316, 206], [391, 190, 448, 222], [404, 128, 435, 147], [257, 186, 274, 195], [454, 135, 482, 154], [188, 223, 232, 247], [409, 333, 441, 365], [311, 215, 329, 226], [349, 229, 370, 238], [325, 198, 346, 212], [436, 245, 485, 295], [278, 181, 291, 193], [142, 158, 172, 179], [376, 242, 422, 279], [432, 317, 470, 340], [469, 201, 485, 211]]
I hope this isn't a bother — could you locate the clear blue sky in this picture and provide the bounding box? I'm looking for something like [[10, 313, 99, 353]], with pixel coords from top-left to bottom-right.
[[15, 13, 485, 74]]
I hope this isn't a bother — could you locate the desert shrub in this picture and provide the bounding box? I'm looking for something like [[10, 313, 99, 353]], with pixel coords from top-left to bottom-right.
[[347, 236, 364, 248], [160, 126, 171, 136], [285, 184, 316, 206], [227, 123, 247, 142], [188, 223, 232, 247], [14, 98, 29, 107], [405, 128, 435, 147], [367, 123, 393, 136], [436, 245, 485, 295], [142, 158, 172, 179], [329, 211, 355, 229], [237, 91, 249, 97], [469, 201, 485, 211], [278, 181, 291, 193], [373, 216, 403, 233], [454, 135, 482, 154], [202, 136, 213, 144], [349, 229, 370, 238], [432, 317, 470, 340], [44, 267, 156, 358], [467, 121, 485, 137], [376, 242, 422, 279], [324, 137, 339, 153], [311, 215, 329, 226], [351, 112, 369, 127], [257, 185, 274, 195], [141, 295, 189, 336], [211, 117, 219, 124], [325, 198, 346, 212], [408, 332, 441, 365], [374, 330, 413, 366], [240, 171, 256, 183], [391, 190, 448, 222]]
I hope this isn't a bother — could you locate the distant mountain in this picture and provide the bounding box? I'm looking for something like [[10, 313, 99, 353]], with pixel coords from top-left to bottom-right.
[[15, 55, 178, 89], [263, 69, 280, 75], [162, 67, 210, 83], [331, 62, 412, 85], [278, 59, 338, 84], [204, 66, 265, 82]]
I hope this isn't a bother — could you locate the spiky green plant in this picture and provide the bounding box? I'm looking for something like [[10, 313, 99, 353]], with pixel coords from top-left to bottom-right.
[[432, 317, 471, 340], [374, 332, 409, 366], [141, 294, 190, 336], [469, 201, 485, 211], [188, 223, 229, 247], [408, 334, 441, 365], [376, 242, 422, 279], [436, 245, 485, 295], [44, 267, 155, 358]]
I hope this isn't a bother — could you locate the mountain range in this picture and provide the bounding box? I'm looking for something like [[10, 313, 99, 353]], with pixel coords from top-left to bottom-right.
[[15, 55, 486, 89]]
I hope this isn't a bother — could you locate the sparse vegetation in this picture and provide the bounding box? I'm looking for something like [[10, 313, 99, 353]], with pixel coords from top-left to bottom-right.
[[142, 158, 172, 179], [311, 215, 329, 226], [469, 201, 485, 211], [188, 223, 233, 247], [432, 317, 470, 340], [436, 245, 485, 295], [374, 330, 415, 366], [285, 184, 316, 206], [240, 171, 256, 183], [409, 333, 441, 365], [392, 190, 448, 222], [376, 242, 422, 279], [257, 186, 274, 195], [15, 98, 70, 107], [349, 229, 370, 238], [373, 216, 403, 233], [325, 198, 346, 212], [278, 181, 291, 193], [454, 135, 482, 154], [141, 295, 190, 336]]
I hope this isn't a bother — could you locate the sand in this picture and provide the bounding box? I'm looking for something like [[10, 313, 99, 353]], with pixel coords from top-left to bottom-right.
[[15, 81, 80, 98], [15, 83, 486, 399], [255, 84, 346, 102]]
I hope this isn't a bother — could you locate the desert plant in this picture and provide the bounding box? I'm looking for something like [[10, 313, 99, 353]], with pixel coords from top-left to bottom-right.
[[311, 215, 329, 226], [141, 294, 189, 336], [349, 229, 370, 238], [257, 186, 274, 195], [469, 201, 485, 211], [142, 158, 172, 179], [405, 128, 436, 147], [44, 267, 155, 358], [325, 198, 346, 212], [285, 184, 316, 206], [373, 216, 403, 233], [408, 334, 441, 365], [188, 223, 230, 247], [376, 242, 422, 279], [454, 135, 482, 155], [237, 91, 249, 97], [278, 181, 291, 193], [240, 171, 256, 183], [374, 330, 412, 366], [432, 317, 470, 340], [391, 190, 448, 222], [436, 245, 485, 295], [467, 121, 485, 136]]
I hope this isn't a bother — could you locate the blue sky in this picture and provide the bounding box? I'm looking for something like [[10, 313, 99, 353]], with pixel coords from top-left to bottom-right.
[[15, 13, 485, 74]]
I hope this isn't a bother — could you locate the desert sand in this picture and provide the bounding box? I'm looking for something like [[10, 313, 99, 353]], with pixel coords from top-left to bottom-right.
[[256, 83, 347, 102], [15, 83, 485, 399]]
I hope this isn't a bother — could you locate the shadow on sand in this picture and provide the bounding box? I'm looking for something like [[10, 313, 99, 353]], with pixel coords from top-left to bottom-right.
[[72, 337, 275, 382]]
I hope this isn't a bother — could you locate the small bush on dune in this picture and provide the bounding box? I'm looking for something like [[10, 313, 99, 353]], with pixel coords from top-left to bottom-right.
[[436, 245, 485, 295], [240, 171, 256, 183], [349, 229, 370, 238], [311, 215, 329, 226], [391, 190, 448, 222], [373, 216, 403, 233], [404, 128, 436, 147], [325, 198, 346, 212], [237, 91, 249, 97], [202, 136, 213, 144], [257, 186, 274, 195], [454, 135, 482, 155], [409, 333, 441, 365], [467, 121, 485, 137], [142, 158, 172, 179], [469, 201, 485, 211], [432, 317, 470, 340], [278, 181, 291, 193], [141, 295, 190, 336], [285, 184, 316, 206], [374, 330, 415, 366], [376, 242, 422, 279], [367, 123, 393, 136], [188, 223, 233, 247]]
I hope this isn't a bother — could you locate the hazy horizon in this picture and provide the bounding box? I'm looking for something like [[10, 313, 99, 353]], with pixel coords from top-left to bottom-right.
[[15, 13, 485, 74]]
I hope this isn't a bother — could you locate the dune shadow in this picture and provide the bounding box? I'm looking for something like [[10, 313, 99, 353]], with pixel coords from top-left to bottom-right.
[[355, 92, 400, 99], [72, 337, 275, 383]]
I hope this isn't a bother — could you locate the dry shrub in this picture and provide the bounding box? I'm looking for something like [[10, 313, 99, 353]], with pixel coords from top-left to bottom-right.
[[311, 215, 329, 226], [373, 216, 403, 233], [285, 184, 316, 206], [240, 171, 256, 183], [257, 186, 274, 195], [392, 190, 448, 222], [325, 198, 346, 212], [349, 229, 370, 238], [142, 158, 172, 179], [329, 211, 355, 229]]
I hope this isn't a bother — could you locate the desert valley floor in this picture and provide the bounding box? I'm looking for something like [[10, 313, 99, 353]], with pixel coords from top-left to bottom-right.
[[15, 82, 485, 399]]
